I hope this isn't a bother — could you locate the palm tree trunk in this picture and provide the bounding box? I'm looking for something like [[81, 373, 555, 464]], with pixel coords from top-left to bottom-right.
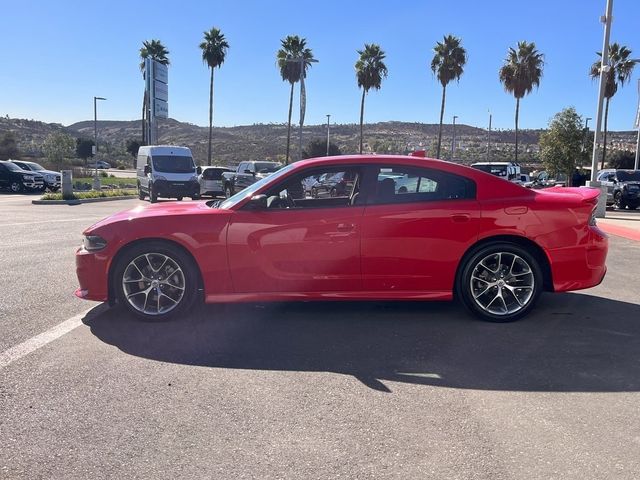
[[601, 97, 610, 170], [436, 84, 447, 159], [359, 89, 366, 154], [514, 97, 520, 163], [141, 93, 146, 145], [208, 67, 214, 166], [285, 83, 294, 164]]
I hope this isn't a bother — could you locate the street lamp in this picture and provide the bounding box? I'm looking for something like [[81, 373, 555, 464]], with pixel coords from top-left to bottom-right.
[[326, 114, 331, 156], [451, 115, 458, 161], [93, 96, 107, 190], [582, 117, 592, 156]]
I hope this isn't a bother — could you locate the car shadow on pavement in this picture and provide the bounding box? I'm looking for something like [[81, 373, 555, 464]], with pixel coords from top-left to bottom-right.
[[83, 292, 640, 393]]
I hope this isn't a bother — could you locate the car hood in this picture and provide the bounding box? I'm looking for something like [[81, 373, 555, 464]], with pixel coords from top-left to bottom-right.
[[37, 169, 60, 176], [84, 200, 228, 234], [620, 181, 640, 186]]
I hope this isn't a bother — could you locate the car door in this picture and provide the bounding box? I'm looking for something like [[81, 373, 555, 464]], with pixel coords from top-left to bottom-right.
[[360, 165, 481, 294], [598, 171, 614, 202], [227, 165, 364, 293]]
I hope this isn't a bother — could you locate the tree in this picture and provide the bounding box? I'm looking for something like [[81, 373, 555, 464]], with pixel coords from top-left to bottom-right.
[[43, 133, 75, 171], [355, 44, 388, 154], [200, 27, 229, 166], [126, 139, 141, 160], [139, 40, 170, 145], [499, 41, 544, 163], [590, 43, 638, 169], [431, 35, 467, 159], [0, 131, 19, 159], [539, 107, 585, 184], [76, 138, 94, 163], [302, 139, 341, 159], [277, 35, 315, 164], [607, 150, 635, 169]]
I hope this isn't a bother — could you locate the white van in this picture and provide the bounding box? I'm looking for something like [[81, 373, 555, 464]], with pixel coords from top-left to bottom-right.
[[136, 145, 200, 202]]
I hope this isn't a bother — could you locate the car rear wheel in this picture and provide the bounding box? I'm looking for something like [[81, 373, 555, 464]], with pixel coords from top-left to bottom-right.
[[458, 242, 542, 322], [10, 182, 22, 193], [114, 242, 199, 321], [614, 192, 627, 210]]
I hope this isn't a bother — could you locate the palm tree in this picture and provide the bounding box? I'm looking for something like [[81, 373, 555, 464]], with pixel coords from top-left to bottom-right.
[[355, 44, 388, 154], [499, 41, 544, 163], [431, 35, 467, 159], [276, 36, 315, 164], [200, 28, 229, 166], [590, 43, 638, 169], [139, 40, 170, 145]]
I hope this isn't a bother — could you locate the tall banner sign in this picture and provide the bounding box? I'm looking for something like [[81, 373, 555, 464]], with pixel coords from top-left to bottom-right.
[[144, 59, 169, 145], [635, 79, 640, 129]]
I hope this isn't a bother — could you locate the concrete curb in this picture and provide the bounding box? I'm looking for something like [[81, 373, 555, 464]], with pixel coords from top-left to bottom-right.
[[32, 196, 138, 205]]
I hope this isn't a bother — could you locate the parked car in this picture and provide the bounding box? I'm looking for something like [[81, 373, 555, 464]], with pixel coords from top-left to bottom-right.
[[10, 160, 61, 191], [470, 162, 521, 182], [222, 161, 282, 198], [198, 166, 233, 198], [136, 145, 200, 202], [597, 169, 640, 210], [87, 160, 111, 169], [0, 160, 45, 192], [310, 171, 356, 198], [76, 155, 607, 324]]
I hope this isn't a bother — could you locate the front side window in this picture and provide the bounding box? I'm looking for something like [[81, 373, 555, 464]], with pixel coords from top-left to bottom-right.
[[368, 166, 475, 205]]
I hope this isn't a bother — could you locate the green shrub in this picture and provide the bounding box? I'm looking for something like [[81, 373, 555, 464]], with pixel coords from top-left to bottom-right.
[[41, 189, 137, 201]]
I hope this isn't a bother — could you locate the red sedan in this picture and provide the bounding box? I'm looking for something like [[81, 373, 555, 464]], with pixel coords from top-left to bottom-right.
[[76, 155, 607, 322]]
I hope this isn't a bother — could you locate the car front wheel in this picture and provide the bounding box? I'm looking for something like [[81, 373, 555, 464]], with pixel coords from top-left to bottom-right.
[[225, 185, 233, 198], [458, 242, 542, 322], [149, 183, 157, 203], [114, 242, 199, 321], [614, 192, 627, 210], [10, 182, 22, 193]]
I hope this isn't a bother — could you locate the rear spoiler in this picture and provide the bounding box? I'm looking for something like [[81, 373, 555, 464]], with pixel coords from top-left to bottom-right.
[[544, 186, 600, 204]]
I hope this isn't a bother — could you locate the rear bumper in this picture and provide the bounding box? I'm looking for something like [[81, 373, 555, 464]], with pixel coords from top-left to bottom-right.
[[75, 247, 110, 302], [547, 226, 608, 292]]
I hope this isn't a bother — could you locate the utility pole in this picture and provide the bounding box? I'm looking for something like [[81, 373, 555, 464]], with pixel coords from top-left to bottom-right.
[[588, 0, 613, 218], [635, 79, 640, 170], [93, 96, 106, 191], [326, 114, 331, 156], [451, 115, 458, 161]]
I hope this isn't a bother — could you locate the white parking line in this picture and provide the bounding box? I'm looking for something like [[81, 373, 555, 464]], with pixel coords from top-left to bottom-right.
[[0, 307, 97, 369], [0, 217, 101, 227]]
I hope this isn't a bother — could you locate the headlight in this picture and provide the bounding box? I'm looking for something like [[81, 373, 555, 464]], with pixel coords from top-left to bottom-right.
[[45, 174, 56, 181], [154, 175, 167, 181], [83, 235, 107, 252], [189, 175, 198, 182], [23, 174, 34, 181]]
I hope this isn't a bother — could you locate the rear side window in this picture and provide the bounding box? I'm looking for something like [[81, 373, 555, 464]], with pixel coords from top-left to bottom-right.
[[367, 166, 476, 205]]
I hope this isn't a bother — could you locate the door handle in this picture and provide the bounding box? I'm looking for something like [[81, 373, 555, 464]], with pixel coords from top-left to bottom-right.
[[336, 223, 356, 232], [450, 214, 470, 223]]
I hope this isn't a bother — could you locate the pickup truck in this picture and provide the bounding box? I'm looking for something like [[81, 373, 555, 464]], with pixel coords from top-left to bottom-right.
[[222, 160, 283, 198]]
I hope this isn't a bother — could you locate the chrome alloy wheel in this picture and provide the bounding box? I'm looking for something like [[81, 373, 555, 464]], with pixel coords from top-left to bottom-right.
[[469, 252, 535, 316], [121, 253, 185, 316]]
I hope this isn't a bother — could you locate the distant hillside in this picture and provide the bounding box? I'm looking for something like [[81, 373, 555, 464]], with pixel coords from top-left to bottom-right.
[[2, 115, 637, 166]]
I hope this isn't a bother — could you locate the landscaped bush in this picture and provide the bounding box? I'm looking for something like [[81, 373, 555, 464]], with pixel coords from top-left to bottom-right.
[[41, 189, 137, 201]]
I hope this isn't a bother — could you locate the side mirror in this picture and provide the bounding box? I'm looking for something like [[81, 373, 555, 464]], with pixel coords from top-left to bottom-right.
[[244, 169, 253, 175], [144, 165, 151, 175], [247, 194, 267, 210], [196, 166, 202, 175]]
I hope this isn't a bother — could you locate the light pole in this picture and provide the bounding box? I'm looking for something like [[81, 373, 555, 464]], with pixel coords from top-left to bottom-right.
[[326, 114, 331, 156], [588, 0, 613, 218], [582, 117, 592, 161], [451, 115, 458, 161], [635, 79, 640, 170], [93, 96, 107, 190], [487, 111, 492, 161]]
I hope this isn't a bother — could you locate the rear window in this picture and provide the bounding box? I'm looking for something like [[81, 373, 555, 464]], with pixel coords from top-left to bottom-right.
[[617, 171, 640, 182], [202, 168, 227, 180]]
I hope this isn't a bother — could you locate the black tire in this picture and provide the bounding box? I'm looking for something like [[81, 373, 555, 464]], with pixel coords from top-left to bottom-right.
[[330, 187, 337, 197], [225, 185, 233, 198], [149, 183, 158, 203], [192, 193, 200, 200], [176, 196, 183, 201], [10, 182, 22, 193], [138, 184, 146, 200], [457, 242, 543, 323], [113, 241, 200, 321], [311, 188, 318, 199], [614, 192, 626, 210]]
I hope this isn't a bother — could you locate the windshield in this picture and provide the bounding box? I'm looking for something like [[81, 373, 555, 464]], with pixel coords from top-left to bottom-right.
[[255, 162, 282, 173], [29, 163, 44, 171], [618, 171, 640, 182], [471, 164, 508, 176], [152, 155, 195, 173], [217, 163, 296, 209]]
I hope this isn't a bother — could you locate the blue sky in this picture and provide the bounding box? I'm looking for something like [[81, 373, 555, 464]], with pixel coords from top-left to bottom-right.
[[2, 0, 639, 131]]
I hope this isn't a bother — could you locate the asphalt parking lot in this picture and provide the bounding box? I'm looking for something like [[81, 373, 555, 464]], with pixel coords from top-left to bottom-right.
[[1, 193, 640, 479]]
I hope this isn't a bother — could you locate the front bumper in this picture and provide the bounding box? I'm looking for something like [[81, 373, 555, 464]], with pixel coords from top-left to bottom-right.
[[24, 180, 44, 189], [76, 247, 110, 302], [154, 180, 200, 198]]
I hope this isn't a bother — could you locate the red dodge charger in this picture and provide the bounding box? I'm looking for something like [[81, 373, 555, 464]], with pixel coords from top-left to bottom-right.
[[76, 155, 607, 322]]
